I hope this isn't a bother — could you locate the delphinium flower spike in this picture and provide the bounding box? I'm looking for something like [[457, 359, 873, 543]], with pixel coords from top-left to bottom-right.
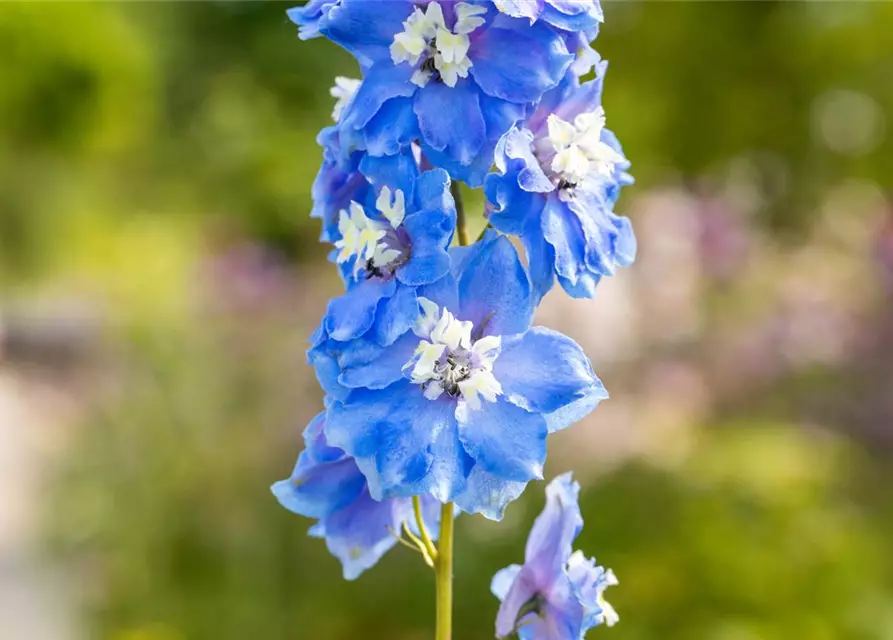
[[275, 1, 629, 637]]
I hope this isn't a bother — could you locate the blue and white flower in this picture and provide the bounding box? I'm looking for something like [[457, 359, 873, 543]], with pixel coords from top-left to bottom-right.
[[311, 75, 421, 243], [485, 64, 636, 301], [492, 473, 618, 639], [272, 410, 442, 580], [319, 168, 456, 348], [321, 233, 608, 519], [310, 0, 574, 186]]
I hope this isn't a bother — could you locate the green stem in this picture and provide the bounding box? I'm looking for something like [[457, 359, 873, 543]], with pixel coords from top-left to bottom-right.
[[433, 182, 466, 640], [435, 502, 455, 640], [450, 181, 470, 247]]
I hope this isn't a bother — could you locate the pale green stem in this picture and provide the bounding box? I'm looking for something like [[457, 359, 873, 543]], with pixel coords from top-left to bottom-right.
[[435, 502, 455, 640]]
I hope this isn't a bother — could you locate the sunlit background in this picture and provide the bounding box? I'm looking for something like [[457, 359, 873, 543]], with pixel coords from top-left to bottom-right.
[[2, 2, 893, 639]]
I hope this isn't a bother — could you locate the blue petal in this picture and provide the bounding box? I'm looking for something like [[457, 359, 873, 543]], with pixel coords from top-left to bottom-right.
[[370, 283, 418, 347], [470, 25, 572, 104], [414, 80, 485, 165], [359, 149, 419, 200], [321, 488, 406, 580], [458, 234, 533, 337], [343, 62, 417, 133], [542, 1, 602, 34], [324, 278, 396, 342], [286, 0, 337, 40], [541, 194, 586, 285], [457, 397, 547, 483], [320, 0, 412, 67], [326, 381, 463, 501], [271, 455, 366, 519], [336, 332, 418, 390], [420, 141, 493, 188], [416, 271, 459, 311], [495, 327, 605, 418], [455, 464, 527, 521], [412, 168, 454, 214], [363, 97, 420, 157], [521, 216, 556, 303], [398, 209, 454, 286], [303, 410, 343, 463]]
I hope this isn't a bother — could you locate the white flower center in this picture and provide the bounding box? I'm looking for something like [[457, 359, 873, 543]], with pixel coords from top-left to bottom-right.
[[329, 76, 361, 121], [405, 298, 502, 412], [533, 107, 626, 198], [390, 2, 486, 88], [334, 187, 408, 277]]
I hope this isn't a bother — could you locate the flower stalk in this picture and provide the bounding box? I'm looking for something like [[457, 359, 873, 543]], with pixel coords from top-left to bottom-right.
[[435, 502, 455, 640]]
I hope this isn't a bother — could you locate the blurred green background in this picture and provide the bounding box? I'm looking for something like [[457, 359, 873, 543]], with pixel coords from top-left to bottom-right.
[[2, 2, 893, 639]]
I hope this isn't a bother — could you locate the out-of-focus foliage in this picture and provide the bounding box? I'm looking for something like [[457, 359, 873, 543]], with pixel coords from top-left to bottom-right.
[[3, 1, 890, 639]]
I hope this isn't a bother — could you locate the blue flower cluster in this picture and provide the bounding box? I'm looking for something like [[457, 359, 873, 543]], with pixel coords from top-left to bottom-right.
[[274, 1, 629, 633]]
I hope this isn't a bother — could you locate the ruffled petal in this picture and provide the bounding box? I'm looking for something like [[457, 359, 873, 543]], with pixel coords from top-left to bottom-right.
[[324, 278, 396, 342], [457, 397, 547, 483], [363, 97, 421, 157], [321, 488, 406, 580], [342, 62, 417, 133], [320, 0, 413, 66], [454, 464, 527, 521], [492, 0, 543, 22]]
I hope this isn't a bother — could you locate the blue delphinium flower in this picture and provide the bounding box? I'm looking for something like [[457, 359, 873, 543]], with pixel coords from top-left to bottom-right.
[[491, 473, 618, 639], [320, 167, 456, 348], [272, 410, 442, 580], [485, 62, 636, 301], [320, 232, 608, 519], [308, 0, 574, 186], [311, 75, 422, 243]]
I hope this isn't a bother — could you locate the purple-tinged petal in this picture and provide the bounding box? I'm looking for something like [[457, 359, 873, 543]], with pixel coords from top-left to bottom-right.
[[525, 473, 582, 578]]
